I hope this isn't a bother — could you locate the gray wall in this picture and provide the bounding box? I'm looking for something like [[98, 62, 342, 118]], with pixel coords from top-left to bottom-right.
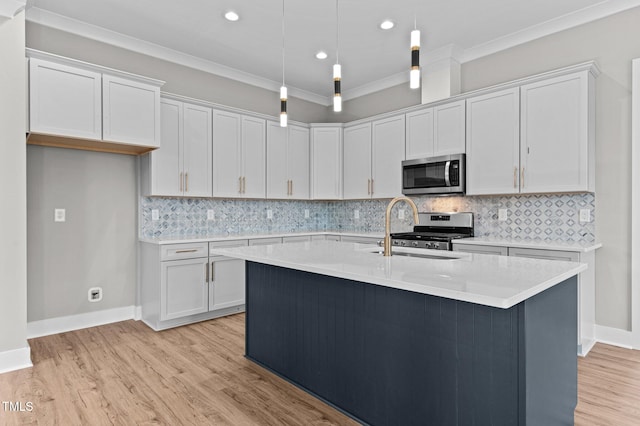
[[27, 146, 137, 322], [339, 83, 421, 122], [461, 7, 640, 331], [0, 12, 28, 354]]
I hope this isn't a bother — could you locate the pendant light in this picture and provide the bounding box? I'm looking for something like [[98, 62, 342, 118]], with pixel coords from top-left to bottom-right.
[[333, 0, 342, 112], [280, 0, 288, 127], [410, 16, 420, 89]]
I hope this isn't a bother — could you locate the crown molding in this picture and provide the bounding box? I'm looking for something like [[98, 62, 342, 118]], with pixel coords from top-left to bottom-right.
[[0, 0, 25, 19], [25, 7, 330, 106], [462, 0, 640, 63]]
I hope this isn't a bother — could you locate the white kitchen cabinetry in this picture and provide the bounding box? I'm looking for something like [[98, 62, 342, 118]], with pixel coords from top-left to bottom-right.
[[282, 235, 311, 243], [343, 115, 404, 199], [452, 241, 597, 356], [161, 257, 209, 321], [433, 100, 466, 156], [209, 240, 248, 312], [311, 125, 343, 199], [466, 88, 520, 195], [141, 98, 212, 197], [340, 235, 381, 245], [249, 237, 283, 246], [520, 71, 595, 193], [266, 122, 310, 199], [102, 74, 160, 147], [29, 57, 102, 140], [212, 111, 266, 198], [27, 50, 164, 154], [405, 108, 434, 160]]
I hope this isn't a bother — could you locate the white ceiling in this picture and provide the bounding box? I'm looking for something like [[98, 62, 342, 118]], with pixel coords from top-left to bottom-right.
[[25, 0, 640, 105]]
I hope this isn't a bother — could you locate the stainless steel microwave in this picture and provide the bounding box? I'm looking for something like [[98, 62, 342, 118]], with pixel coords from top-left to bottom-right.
[[402, 154, 465, 195]]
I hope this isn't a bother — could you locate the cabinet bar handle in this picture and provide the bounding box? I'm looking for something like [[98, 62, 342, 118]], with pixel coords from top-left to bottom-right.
[[179, 172, 183, 192], [176, 249, 198, 253], [239, 177, 242, 193], [185, 172, 188, 192], [242, 176, 246, 194], [205, 262, 209, 283], [367, 179, 371, 195], [513, 167, 517, 189], [211, 261, 215, 282], [290, 180, 293, 196], [521, 167, 525, 189], [371, 179, 374, 195]]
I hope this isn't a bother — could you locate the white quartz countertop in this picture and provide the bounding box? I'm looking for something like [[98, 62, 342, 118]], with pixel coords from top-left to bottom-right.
[[209, 240, 586, 309], [452, 237, 602, 253], [139, 231, 384, 245]]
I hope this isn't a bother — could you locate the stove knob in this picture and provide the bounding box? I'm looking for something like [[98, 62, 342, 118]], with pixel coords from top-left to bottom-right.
[[401, 241, 408, 247], [412, 241, 419, 247]]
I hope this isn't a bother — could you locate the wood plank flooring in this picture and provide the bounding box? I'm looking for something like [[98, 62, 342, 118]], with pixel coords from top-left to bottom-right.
[[0, 314, 638, 425]]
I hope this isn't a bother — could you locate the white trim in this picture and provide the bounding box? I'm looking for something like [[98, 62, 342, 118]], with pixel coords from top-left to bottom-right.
[[0, 0, 25, 19], [632, 58, 640, 349], [27, 305, 136, 339], [462, 0, 640, 63], [595, 324, 635, 350], [134, 305, 142, 321], [25, 7, 330, 106], [0, 346, 32, 374]]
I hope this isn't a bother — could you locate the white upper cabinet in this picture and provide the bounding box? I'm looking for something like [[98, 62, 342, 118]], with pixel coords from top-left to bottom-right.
[[433, 99, 466, 155], [466, 88, 520, 195], [520, 71, 595, 193], [405, 108, 434, 160], [141, 98, 212, 197], [102, 74, 160, 148], [266, 122, 310, 199], [29, 57, 102, 140], [311, 125, 343, 200], [212, 111, 266, 198], [372, 115, 405, 198], [343, 123, 372, 199]]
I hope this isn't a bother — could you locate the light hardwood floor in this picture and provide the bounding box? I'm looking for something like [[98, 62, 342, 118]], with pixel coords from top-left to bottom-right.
[[0, 314, 638, 425]]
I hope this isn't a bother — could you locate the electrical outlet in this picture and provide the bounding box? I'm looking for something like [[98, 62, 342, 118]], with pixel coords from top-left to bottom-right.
[[498, 209, 508, 221], [88, 287, 102, 302], [354, 209, 360, 219], [267, 209, 273, 219], [579, 209, 591, 223], [304, 209, 310, 219], [398, 209, 405, 220], [151, 209, 159, 221], [207, 210, 215, 221], [54, 208, 66, 222]]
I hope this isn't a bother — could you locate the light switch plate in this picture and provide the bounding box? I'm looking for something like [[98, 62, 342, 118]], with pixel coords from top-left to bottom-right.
[[304, 209, 310, 219], [267, 209, 273, 219], [498, 209, 508, 221], [207, 210, 215, 221], [579, 209, 591, 223], [151, 209, 159, 221], [54, 208, 66, 222], [354, 210, 360, 219], [398, 209, 405, 220]]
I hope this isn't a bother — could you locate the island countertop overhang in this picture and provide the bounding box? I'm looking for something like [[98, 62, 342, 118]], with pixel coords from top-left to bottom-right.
[[210, 240, 586, 309]]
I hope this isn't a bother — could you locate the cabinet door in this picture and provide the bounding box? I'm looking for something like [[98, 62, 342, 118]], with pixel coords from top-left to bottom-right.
[[241, 116, 266, 198], [311, 127, 343, 199], [266, 121, 289, 198], [520, 73, 591, 193], [433, 99, 466, 155], [288, 125, 310, 199], [466, 88, 520, 195], [405, 108, 434, 160], [148, 99, 182, 196], [29, 58, 102, 140], [343, 123, 372, 199], [212, 110, 242, 197], [183, 103, 212, 197], [209, 257, 246, 311], [102, 74, 160, 147], [160, 258, 209, 320], [372, 115, 405, 198]]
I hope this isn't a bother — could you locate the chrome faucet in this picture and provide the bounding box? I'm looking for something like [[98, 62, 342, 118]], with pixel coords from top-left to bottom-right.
[[384, 196, 419, 256]]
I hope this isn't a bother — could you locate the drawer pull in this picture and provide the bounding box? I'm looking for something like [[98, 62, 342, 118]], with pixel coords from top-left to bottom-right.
[[175, 249, 198, 253]]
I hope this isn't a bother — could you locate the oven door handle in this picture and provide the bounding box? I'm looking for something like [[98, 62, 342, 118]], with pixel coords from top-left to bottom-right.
[[444, 161, 451, 187]]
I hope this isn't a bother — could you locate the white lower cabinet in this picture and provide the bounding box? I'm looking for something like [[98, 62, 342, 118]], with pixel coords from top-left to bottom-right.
[[340, 236, 381, 245], [140, 240, 246, 331], [453, 242, 596, 356]]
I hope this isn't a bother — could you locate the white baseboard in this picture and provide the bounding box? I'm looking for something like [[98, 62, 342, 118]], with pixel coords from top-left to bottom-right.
[[0, 346, 32, 374], [134, 305, 142, 321], [27, 305, 136, 339], [595, 325, 635, 350]]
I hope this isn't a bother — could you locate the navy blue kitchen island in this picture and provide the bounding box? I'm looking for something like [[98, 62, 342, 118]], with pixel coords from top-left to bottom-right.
[[210, 241, 584, 426]]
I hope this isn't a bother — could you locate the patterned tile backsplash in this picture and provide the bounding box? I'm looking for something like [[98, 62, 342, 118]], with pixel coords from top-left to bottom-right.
[[140, 193, 595, 243]]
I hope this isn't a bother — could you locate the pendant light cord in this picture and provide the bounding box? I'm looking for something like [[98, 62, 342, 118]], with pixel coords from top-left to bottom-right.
[[335, 0, 339, 64]]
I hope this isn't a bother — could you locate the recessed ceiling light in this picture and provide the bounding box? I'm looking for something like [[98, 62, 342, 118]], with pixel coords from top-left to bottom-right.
[[380, 20, 394, 30], [316, 51, 328, 60], [224, 11, 239, 21]]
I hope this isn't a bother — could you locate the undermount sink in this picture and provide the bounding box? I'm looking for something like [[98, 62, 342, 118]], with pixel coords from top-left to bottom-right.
[[367, 248, 462, 260]]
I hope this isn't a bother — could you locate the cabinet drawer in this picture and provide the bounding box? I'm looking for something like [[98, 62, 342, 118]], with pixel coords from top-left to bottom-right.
[[249, 237, 282, 246], [209, 240, 249, 256], [161, 242, 209, 261], [508, 247, 580, 262], [452, 244, 508, 256], [282, 236, 311, 243], [340, 236, 381, 245]]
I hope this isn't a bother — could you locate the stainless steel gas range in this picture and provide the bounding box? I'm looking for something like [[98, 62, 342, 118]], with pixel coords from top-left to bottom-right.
[[390, 212, 474, 251]]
